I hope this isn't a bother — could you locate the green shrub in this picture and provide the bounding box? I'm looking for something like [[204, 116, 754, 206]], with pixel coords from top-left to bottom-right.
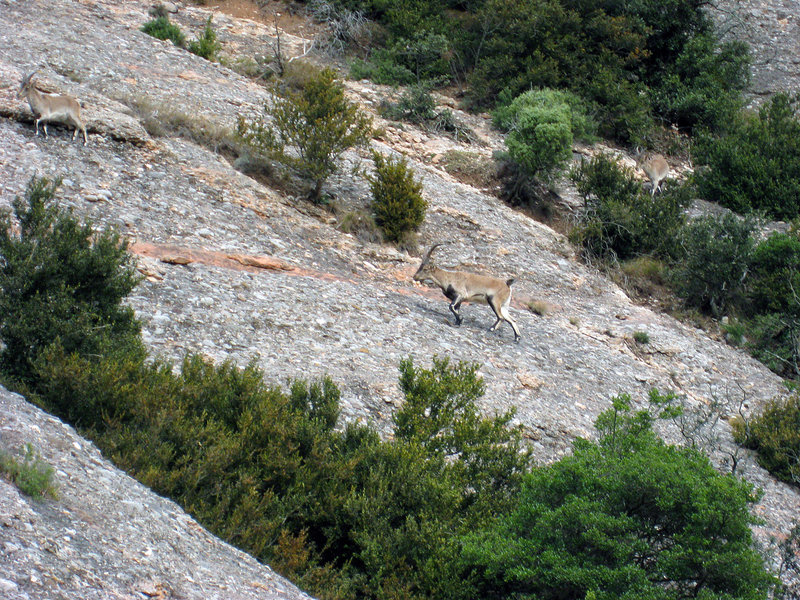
[[0, 177, 141, 387], [141, 15, 186, 47], [0, 444, 58, 500], [633, 330, 650, 344], [734, 392, 800, 485], [237, 67, 373, 201], [747, 233, 800, 316], [570, 154, 688, 261], [649, 35, 750, 133], [188, 16, 221, 61], [380, 83, 437, 123], [494, 88, 595, 181], [460, 393, 776, 600], [692, 93, 800, 220], [368, 151, 427, 243], [669, 213, 756, 317]]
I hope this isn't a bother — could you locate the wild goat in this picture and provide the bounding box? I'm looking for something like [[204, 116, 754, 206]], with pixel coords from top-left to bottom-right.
[[635, 147, 670, 196], [18, 72, 88, 145], [413, 243, 521, 342]]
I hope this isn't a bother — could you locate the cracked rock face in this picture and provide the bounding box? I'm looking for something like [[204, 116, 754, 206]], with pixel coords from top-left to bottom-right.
[[1, 0, 799, 597]]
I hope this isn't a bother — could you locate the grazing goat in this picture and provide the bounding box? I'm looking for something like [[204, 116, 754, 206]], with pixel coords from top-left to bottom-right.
[[18, 72, 88, 144], [635, 147, 669, 196], [413, 243, 521, 342]]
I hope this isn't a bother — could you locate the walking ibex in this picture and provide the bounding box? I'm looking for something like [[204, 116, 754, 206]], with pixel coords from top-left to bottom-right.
[[413, 243, 521, 342], [635, 147, 669, 196], [18, 72, 88, 145]]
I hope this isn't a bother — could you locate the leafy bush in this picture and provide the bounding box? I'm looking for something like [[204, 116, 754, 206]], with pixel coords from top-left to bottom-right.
[[747, 233, 800, 316], [460, 393, 776, 600], [0, 177, 141, 387], [649, 35, 750, 133], [570, 154, 688, 261], [237, 67, 373, 201], [669, 213, 757, 318], [368, 151, 427, 244], [494, 88, 595, 181], [26, 321, 533, 600], [734, 392, 800, 485], [380, 83, 437, 123], [692, 93, 800, 220], [0, 444, 58, 500], [141, 15, 186, 47], [188, 16, 221, 61]]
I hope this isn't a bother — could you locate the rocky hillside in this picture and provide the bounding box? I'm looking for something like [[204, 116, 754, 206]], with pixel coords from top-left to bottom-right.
[[0, 0, 799, 598]]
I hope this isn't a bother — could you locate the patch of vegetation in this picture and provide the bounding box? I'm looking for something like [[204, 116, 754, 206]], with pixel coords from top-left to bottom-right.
[[336, 208, 383, 243], [459, 392, 776, 600], [527, 300, 549, 316], [733, 392, 800, 485], [188, 16, 221, 61], [237, 66, 373, 202], [440, 150, 496, 189], [493, 88, 595, 183], [0, 444, 58, 500], [692, 93, 800, 220], [0, 177, 141, 388], [121, 94, 238, 154], [141, 15, 186, 47], [380, 85, 477, 142], [669, 213, 757, 318], [368, 150, 427, 244], [570, 153, 689, 262], [633, 330, 650, 344]]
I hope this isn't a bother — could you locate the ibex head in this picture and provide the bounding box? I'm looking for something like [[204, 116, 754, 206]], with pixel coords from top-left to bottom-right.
[[18, 72, 35, 99], [413, 243, 448, 282]]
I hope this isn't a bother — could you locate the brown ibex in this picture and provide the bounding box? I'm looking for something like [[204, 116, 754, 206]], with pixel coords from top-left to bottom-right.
[[18, 72, 88, 145], [413, 243, 521, 342], [635, 147, 669, 196]]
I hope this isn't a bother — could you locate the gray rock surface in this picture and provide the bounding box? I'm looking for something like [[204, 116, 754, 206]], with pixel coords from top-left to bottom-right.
[[0, 0, 799, 597]]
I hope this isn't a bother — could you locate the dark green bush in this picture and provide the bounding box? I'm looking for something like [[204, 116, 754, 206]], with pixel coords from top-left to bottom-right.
[[0, 177, 141, 387], [460, 393, 776, 600], [570, 154, 688, 261], [141, 15, 186, 47], [669, 213, 756, 318], [380, 83, 437, 123], [649, 35, 750, 133], [237, 67, 373, 201], [368, 151, 427, 243], [188, 16, 221, 61], [734, 392, 800, 485], [692, 93, 800, 220], [747, 233, 800, 316]]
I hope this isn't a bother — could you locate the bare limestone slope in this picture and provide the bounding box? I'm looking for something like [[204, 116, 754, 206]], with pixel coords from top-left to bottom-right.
[[0, 0, 799, 597]]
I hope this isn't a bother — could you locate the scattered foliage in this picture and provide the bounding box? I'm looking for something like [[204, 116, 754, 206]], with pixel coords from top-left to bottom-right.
[[0, 444, 58, 500], [734, 392, 800, 485], [188, 16, 221, 61], [237, 67, 373, 201]]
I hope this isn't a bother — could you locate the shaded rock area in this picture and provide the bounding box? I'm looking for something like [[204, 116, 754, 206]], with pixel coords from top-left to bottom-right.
[[0, 0, 799, 597]]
